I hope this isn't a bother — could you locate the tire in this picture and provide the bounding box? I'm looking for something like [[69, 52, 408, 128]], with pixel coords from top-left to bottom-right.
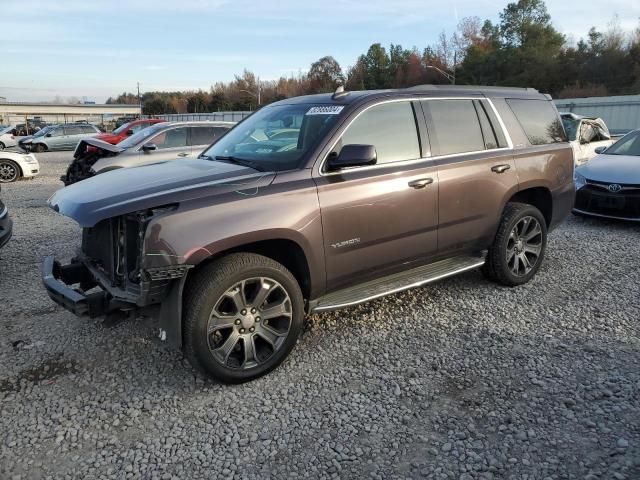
[[183, 253, 304, 383], [0, 160, 20, 183], [0, 142, 5, 150], [482, 202, 547, 287], [32, 144, 46, 153]]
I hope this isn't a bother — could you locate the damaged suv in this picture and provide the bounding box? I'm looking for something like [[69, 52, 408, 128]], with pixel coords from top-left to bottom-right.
[[43, 86, 574, 383]]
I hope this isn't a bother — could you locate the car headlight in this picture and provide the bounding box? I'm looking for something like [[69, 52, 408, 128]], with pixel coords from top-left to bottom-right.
[[23, 155, 38, 164], [574, 172, 587, 189]]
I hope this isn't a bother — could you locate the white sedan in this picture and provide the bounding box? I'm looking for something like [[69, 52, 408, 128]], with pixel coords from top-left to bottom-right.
[[0, 125, 18, 150], [0, 151, 40, 183]]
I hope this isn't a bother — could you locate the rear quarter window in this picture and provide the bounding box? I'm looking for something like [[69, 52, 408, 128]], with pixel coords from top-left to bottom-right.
[[506, 99, 567, 145]]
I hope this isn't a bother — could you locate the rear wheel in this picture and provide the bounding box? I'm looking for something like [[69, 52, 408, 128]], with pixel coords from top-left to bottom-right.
[[482, 202, 547, 286], [0, 160, 20, 183], [183, 253, 304, 383]]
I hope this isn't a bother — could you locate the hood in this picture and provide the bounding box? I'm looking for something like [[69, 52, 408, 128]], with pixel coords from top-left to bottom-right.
[[94, 133, 122, 145], [74, 137, 125, 157], [19, 136, 34, 144], [49, 159, 275, 227], [577, 154, 640, 184]]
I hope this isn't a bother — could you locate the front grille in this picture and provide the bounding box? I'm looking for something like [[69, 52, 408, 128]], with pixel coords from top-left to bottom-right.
[[575, 185, 640, 219]]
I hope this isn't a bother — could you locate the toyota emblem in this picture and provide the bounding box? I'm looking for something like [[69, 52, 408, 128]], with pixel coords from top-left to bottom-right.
[[608, 183, 622, 193]]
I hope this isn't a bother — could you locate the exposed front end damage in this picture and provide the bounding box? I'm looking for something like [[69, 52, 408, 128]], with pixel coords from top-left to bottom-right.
[[42, 206, 192, 345], [62, 138, 124, 186]]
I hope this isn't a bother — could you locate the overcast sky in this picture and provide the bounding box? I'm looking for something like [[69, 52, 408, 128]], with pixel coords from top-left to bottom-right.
[[1, 0, 638, 102]]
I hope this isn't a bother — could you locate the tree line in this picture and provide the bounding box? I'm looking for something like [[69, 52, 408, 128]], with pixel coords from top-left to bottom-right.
[[106, 0, 640, 115]]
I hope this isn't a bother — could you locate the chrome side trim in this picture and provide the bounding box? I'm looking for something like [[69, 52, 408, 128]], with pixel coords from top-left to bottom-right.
[[312, 258, 485, 312], [572, 208, 640, 222]]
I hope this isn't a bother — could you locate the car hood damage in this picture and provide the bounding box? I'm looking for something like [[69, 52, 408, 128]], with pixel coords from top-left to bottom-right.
[[62, 138, 125, 185], [49, 159, 275, 227]]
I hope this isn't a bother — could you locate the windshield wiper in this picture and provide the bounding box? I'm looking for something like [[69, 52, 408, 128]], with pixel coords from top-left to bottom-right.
[[210, 155, 266, 172]]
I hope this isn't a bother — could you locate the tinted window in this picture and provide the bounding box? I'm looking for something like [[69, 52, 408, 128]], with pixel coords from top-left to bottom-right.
[[65, 126, 84, 135], [337, 101, 420, 164], [507, 99, 567, 145], [190, 126, 229, 146], [151, 127, 188, 149], [427, 100, 485, 155]]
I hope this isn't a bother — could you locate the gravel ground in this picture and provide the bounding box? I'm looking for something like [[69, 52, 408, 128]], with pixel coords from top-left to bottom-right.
[[0, 150, 639, 480]]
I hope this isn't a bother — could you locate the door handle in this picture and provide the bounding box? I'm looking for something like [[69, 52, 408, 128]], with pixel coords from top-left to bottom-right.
[[408, 177, 434, 189], [491, 164, 511, 174], [177, 153, 189, 157]]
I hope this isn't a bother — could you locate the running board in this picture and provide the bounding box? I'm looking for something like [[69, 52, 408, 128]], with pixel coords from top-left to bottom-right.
[[311, 255, 485, 312]]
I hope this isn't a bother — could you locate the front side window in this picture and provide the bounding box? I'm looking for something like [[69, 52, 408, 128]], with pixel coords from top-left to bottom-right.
[[151, 127, 188, 149], [426, 100, 485, 156], [334, 101, 420, 165], [201, 103, 342, 172], [507, 99, 567, 145]]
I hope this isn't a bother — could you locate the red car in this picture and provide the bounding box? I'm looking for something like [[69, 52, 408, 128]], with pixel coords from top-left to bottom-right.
[[95, 119, 165, 145]]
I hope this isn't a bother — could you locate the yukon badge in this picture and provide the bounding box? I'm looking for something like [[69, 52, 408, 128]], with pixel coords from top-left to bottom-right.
[[331, 238, 361, 249]]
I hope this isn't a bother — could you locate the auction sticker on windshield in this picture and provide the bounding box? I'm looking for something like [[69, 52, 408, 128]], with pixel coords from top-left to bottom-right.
[[306, 106, 344, 115]]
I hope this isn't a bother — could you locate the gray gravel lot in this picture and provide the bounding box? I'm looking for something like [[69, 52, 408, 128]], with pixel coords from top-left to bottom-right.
[[0, 150, 639, 479]]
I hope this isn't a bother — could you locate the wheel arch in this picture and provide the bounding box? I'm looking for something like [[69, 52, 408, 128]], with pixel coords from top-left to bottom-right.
[[0, 158, 23, 180], [506, 186, 553, 227]]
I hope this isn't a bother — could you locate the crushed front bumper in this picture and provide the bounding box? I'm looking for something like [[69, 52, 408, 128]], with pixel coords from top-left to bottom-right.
[[42, 256, 130, 317]]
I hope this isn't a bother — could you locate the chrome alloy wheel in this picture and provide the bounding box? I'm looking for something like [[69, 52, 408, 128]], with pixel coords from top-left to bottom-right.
[[207, 277, 292, 369], [0, 161, 18, 183], [506, 215, 543, 277]]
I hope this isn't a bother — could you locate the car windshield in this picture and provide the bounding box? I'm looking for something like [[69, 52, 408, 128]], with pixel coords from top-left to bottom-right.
[[118, 123, 166, 149], [112, 122, 132, 135], [561, 115, 579, 141], [33, 125, 54, 137], [0, 126, 13, 135], [603, 131, 640, 156], [200, 103, 344, 171]]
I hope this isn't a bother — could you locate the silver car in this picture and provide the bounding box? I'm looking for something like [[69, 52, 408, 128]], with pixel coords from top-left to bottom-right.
[[574, 129, 640, 221], [31, 124, 101, 152], [63, 121, 234, 185]]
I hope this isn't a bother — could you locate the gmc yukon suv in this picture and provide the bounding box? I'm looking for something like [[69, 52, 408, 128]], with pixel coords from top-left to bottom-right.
[[43, 85, 574, 383]]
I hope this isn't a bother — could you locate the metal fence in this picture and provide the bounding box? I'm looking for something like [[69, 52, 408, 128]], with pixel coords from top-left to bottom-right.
[[554, 95, 640, 135], [144, 111, 252, 123]]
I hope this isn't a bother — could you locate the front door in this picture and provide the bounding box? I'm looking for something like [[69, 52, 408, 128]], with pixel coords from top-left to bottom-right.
[[314, 100, 439, 291], [139, 126, 191, 165]]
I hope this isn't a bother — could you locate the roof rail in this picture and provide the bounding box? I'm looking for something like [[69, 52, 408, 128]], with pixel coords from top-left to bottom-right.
[[405, 84, 539, 93]]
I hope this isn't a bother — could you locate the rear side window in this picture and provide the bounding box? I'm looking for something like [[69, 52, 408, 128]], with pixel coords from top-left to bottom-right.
[[506, 99, 567, 145], [337, 101, 420, 164], [426, 100, 485, 155], [190, 126, 228, 146], [65, 126, 84, 135], [82, 125, 97, 134]]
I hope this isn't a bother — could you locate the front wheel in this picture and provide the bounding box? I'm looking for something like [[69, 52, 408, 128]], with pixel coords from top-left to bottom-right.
[[482, 202, 547, 286], [32, 144, 46, 153], [183, 253, 304, 383], [0, 160, 20, 183], [0, 142, 5, 150]]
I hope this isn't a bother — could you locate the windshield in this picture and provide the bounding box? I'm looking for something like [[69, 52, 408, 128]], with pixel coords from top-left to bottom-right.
[[112, 122, 132, 135], [200, 103, 344, 171], [603, 131, 640, 156], [0, 126, 13, 135], [561, 115, 579, 141], [118, 123, 165, 149], [33, 125, 54, 137]]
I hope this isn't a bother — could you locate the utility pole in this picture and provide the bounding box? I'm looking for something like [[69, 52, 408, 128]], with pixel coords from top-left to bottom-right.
[[257, 76, 261, 106], [137, 82, 141, 117], [453, 51, 457, 85]]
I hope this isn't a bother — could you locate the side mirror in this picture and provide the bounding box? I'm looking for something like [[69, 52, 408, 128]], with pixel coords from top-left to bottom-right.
[[126, 130, 134, 136], [594, 146, 607, 154], [142, 143, 157, 152], [327, 144, 377, 171], [45, 133, 52, 137]]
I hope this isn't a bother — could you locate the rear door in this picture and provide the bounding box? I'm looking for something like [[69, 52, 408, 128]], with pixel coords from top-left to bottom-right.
[[189, 126, 229, 156], [64, 125, 85, 150], [314, 99, 439, 290], [422, 98, 517, 255]]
